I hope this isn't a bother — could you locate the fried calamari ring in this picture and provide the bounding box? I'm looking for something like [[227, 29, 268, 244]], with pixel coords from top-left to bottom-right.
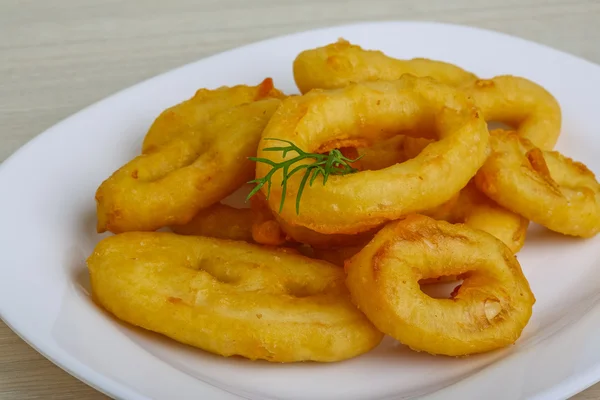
[[88, 232, 383, 362], [142, 78, 285, 153], [293, 39, 477, 93], [358, 136, 528, 252], [171, 203, 254, 242], [96, 99, 281, 233], [345, 215, 535, 356], [475, 130, 600, 237], [462, 76, 561, 150], [256, 76, 490, 235]]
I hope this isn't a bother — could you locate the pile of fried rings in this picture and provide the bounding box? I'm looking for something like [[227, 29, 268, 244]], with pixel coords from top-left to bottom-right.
[[88, 39, 600, 362]]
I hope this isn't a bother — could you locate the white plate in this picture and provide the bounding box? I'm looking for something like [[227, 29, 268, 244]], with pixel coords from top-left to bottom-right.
[[1, 21, 600, 400]]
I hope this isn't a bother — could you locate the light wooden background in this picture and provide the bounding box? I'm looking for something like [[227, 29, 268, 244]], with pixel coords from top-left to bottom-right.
[[1, 0, 599, 398]]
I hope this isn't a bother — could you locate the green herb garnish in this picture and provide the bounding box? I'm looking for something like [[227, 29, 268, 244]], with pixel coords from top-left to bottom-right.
[[246, 138, 362, 214]]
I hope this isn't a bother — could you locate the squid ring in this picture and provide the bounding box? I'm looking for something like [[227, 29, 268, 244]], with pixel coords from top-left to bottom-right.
[[345, 214, 535, 356], [358, 136, 528, 252], [475, 130, 600, 237], [142, 78, 284, 153], [462, 76, 561, 150], [96, 99, 281, 233], [88, 232, 383, 362], [293, 39, 477, 93], [256, 75, 490, 235]]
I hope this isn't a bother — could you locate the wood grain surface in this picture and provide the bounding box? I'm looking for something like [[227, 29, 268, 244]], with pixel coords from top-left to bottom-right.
[[1, 0, 599, 399]]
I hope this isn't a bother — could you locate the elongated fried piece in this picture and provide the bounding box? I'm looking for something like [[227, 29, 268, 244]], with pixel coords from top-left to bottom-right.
[[88, 232, 383, 362], [171, 203, 254, 242], [96, 99, 281, 233], [345, 215, 535, 356], [143, 78, 284, 152], [293, 39, 477, 93]]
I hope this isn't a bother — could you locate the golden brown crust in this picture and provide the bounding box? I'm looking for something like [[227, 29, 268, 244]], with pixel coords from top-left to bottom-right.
[[462, 76, 562, 150], [88, 232, 383, 363], [345, 215, 535, 356], [96, 99, 281, 233], [293, 39, 477, 93], [256, 76, 490, 235], [170, 203, 254, 242], [475, 130, 600, 237], [142, 78, 285, 153]]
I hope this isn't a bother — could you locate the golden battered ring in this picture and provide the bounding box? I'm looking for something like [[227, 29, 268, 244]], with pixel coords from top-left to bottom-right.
[[255, 75, 490, 235], [345, 214, 535, 356], [475, 130, 600, 237]]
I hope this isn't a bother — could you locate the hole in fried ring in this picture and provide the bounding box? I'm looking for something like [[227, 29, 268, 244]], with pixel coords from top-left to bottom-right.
[[256, 76, 490, 235], [463, 76, 561, 150]]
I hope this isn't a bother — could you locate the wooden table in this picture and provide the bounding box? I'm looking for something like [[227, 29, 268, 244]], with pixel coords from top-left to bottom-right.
[[1, 1, 599, 398]]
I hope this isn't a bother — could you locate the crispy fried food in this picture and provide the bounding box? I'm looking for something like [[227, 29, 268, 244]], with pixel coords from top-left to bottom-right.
[[171, 203, 254, 242], [95, 99, 281, 233], [475, 130, 600, 237], [308, 246, 363, 268], [421, 182, 529, 253], [88, 232, 383, 362], [345, 215, 535, 356], [256, 76, 489, 235], [450, 183, 529, 253], [250, 193, 287, 246], [463, 76, 561, 150], [142, 78, 285, 153], [251, 191, 374, 248], [359, 136, 528, 252], [357, 135, 409, 170], [275, 215, 376, 248], [293, 39, 477, 93]]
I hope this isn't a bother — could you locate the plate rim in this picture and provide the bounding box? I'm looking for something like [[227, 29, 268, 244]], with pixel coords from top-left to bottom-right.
[[2, 19, 600, 400]]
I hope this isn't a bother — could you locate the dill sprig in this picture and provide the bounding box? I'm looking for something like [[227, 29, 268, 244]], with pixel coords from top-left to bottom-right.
[[246, 138, 362, 214]]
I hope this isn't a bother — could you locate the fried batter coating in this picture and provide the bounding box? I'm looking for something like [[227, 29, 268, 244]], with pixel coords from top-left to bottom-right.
[[142, 78, 285, 152], [256, 75, 490, 235], [171, 203, 254, 242], [96, 99, 281, 233], [293, 39, 477, 93], [359, 136, 528, 252], [420, 181, 529, 253], [475, 130, 600, 237], [250, 193, 287, 246], [463, 76, 561, 150], [88, 232, 383, 362], [345, 215, 535, 356]]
